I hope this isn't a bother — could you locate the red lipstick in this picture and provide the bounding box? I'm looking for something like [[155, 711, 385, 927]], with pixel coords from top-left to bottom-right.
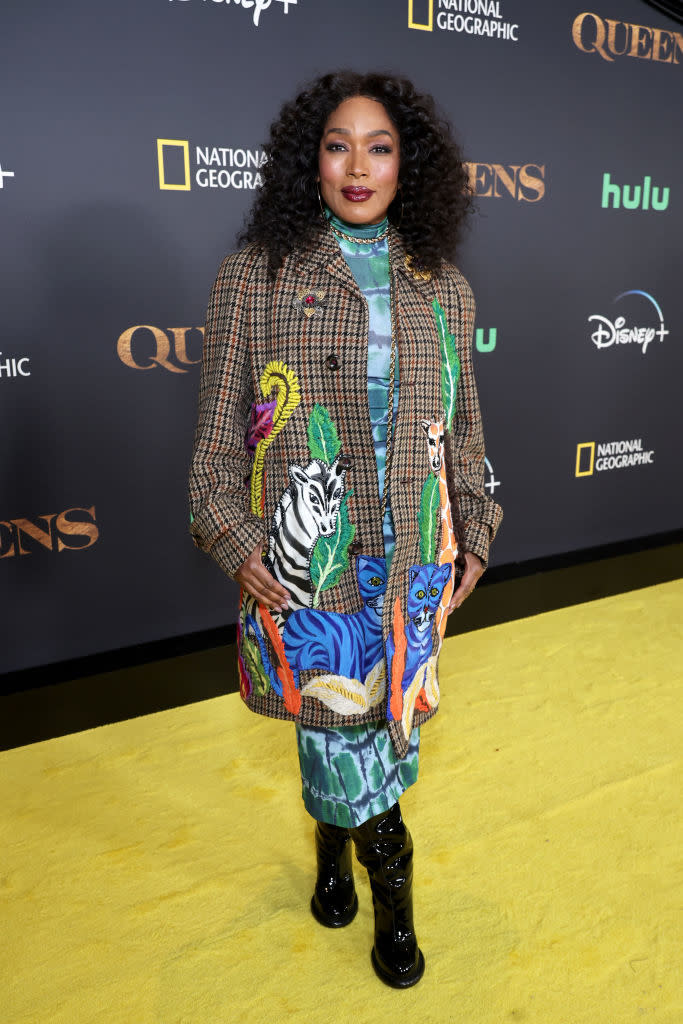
[[341, 186, 374, 201]]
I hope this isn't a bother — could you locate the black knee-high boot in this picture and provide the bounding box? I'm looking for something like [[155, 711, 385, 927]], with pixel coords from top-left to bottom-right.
[[350, 803, 425, 988], [310, 821, 359, 928]]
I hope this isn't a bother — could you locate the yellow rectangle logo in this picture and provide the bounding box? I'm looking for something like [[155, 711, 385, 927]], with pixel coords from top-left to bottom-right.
[[157, 139, 191, 191], [408, 0, 433, 31], [575, 442, 595, 477]]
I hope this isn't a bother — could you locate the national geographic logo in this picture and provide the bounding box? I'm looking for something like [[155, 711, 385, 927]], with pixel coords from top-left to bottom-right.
[[0, 506, 99, 558], [157, 140, 266, 191], [409, 0, 519, 40], [117, 326, 204, 373], [572, 13, 683, 65], [0, 352, 31, 379], [464, 162, 545, 202], [575, 439, 655, 477]]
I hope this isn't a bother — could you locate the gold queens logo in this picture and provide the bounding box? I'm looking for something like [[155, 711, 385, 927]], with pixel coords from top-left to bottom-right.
[[572, 13, 683, 64], [157, 140, 267, 191], [464, 162, 545, 202], [117, 326, 204, 372], [1, 507, 99, 558]]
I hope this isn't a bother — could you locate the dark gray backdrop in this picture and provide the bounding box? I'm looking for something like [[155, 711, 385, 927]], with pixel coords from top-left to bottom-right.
[[1, 1, 681, 674]]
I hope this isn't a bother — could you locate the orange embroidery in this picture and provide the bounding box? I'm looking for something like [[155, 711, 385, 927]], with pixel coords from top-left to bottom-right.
[[259, 605, 301, 716], [389, 596, 407, 723]]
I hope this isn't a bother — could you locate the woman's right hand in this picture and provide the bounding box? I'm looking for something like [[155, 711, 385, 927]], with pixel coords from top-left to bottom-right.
[[234, 543, 291, 613]]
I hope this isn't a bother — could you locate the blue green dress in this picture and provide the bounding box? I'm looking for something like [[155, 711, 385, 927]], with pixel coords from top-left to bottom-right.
[[295, 214, 420, 828]]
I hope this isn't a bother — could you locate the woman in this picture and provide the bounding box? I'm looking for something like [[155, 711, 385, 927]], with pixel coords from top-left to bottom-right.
[[189, 71, 502, 988]]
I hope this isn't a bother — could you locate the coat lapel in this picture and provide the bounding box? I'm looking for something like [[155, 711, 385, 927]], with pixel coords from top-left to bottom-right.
[[291, 225, 359, 294], [389, 228, 437, 303]]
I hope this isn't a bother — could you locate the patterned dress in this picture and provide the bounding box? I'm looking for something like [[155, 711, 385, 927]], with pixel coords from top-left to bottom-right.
[[295, 214, 420, 828]]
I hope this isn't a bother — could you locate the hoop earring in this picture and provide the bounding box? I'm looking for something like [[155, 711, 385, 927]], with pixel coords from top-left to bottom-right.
[[316, 183, 327, 221]]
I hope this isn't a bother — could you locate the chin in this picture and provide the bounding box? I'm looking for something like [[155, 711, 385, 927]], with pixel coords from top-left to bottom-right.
[[349, 210, 386, 225], [334, 201, 389, 225]]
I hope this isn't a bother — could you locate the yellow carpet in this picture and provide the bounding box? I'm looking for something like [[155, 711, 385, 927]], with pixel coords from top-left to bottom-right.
[[2, 580, 681, 1024]]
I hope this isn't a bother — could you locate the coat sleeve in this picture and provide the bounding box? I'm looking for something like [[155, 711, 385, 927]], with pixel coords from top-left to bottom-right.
[[442, 270, 503, 568], [188, 249, 267, 578]]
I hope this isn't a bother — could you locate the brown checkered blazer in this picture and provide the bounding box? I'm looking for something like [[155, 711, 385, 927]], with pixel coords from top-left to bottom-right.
[[189, 225, 502, 756]]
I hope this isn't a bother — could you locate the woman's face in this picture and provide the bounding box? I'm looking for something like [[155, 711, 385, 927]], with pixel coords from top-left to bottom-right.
[[318, 95, 400, 226]]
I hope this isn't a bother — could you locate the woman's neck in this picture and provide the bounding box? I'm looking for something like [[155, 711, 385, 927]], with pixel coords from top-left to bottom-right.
[[327, 209, 389, 239]]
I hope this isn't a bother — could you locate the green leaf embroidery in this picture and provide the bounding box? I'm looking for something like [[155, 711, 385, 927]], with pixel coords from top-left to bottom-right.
[[432, 298, 461, 432], [310, 491, 356, 606], [419, 474, 439, 564], [241, 629, 272, 697], [307, 404, 342, 463]]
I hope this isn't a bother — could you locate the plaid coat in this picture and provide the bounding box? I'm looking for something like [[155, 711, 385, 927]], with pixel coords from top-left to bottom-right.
[[189, 225, 502, 757]]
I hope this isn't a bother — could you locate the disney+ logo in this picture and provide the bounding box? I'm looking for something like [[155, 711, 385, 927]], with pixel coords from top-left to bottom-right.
[[588, 291, 669, 356], [169, 0, 298, 28]]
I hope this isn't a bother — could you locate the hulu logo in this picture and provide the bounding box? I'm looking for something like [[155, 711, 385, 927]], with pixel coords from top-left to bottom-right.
[[601, 173, 670, 212], [475, 328, 497, 353]]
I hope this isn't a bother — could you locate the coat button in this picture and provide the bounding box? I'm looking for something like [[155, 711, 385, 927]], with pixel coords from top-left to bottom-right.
[[338, 455, 353, 470], [348, 541, 362, 556], [325, 354, 340, 371]]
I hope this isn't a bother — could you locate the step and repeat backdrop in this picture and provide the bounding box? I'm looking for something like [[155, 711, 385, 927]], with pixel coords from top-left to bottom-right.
[[1, 1, 681, 674]]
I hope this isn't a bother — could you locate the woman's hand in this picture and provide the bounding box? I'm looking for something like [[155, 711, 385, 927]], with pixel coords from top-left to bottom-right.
[[447, 551, 484, 612], [234, 543, 291, 613]]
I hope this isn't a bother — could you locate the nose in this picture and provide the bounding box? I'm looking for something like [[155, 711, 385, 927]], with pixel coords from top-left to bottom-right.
[[347, 146, 369, 178]]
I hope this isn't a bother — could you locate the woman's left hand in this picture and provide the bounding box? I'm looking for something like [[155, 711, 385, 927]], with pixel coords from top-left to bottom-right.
[[447, 552, 484, 612]]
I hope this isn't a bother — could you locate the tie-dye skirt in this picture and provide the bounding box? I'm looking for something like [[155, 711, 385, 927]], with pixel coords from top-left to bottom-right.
[[295, 720, 420, 827]]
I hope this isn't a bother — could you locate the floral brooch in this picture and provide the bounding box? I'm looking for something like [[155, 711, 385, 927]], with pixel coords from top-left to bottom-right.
[[292, 288, 327, 319], [404, 255, 432, 282]]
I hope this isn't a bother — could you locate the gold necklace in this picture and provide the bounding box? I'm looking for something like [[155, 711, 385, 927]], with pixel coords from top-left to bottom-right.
[[381, 256, 398, 524], [329, 221, 390, 245]]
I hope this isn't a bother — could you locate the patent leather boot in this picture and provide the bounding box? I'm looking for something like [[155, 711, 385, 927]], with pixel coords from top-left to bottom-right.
[[310, 821, 359, 928], [350, 803, 425, 988]]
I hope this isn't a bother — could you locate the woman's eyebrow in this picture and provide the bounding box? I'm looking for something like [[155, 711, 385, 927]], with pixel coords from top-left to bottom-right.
[[324, 128, 395, 139]]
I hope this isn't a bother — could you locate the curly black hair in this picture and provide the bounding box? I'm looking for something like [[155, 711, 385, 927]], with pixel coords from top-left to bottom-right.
[[239, 71, 473, 276]]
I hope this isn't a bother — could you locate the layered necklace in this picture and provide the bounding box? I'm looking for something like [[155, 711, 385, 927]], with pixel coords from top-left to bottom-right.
[[329, 220, 390, 245]]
